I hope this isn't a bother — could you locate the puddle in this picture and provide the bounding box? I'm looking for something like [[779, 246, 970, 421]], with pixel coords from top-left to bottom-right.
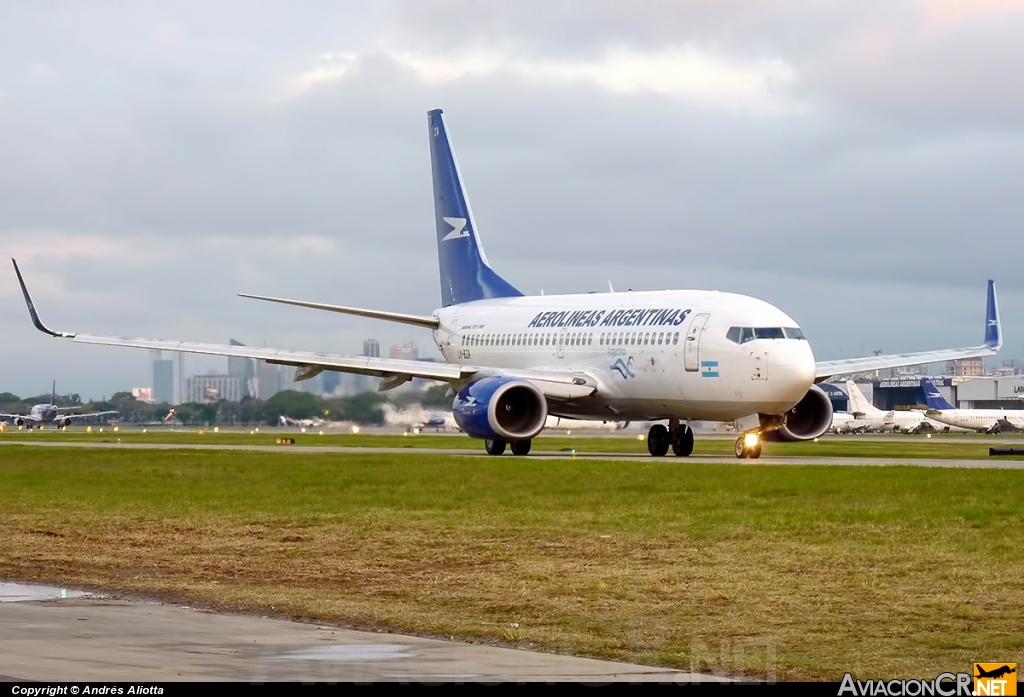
[[277, 644, 412, 662], [0, 582, 93, 602]]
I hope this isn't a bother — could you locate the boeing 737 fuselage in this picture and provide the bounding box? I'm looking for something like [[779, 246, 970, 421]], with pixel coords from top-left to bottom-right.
[[12, 109, 1004, 458]]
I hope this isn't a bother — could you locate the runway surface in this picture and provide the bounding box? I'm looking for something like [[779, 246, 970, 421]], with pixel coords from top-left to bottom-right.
[[0, 583, 726, 683], [3, 439, 1023, 468]]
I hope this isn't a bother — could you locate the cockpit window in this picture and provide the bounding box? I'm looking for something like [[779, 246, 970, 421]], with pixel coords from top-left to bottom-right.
[[728, 326, 803, 343], [754, 327, 785, 340]]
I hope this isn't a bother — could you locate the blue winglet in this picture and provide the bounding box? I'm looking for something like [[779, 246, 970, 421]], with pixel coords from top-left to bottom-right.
[[920, 378, 955, 410], [984, 279, 1001, 349], [428, 109, 523, 307]]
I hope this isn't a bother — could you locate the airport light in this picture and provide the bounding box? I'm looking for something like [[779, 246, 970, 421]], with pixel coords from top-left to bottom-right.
[[318, 430, 323, 436], [351, 425, 360, 434], [637, 434, 645, 441], [86, 426, 92, 433], [213, 426, 220, 433]]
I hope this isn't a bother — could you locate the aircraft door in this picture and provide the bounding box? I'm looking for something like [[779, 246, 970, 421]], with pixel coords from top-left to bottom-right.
[[683, 313, 710, 372], [556, 328, 566, 359]]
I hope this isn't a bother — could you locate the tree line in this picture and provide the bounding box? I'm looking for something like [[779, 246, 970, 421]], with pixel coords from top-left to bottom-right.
[[0, 384, 452, 427]]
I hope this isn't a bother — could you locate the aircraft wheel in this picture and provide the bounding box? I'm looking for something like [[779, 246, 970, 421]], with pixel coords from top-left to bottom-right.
[[734, 437, 748, 459], [748, 442, 762, 459], [510, 439, 532, 456], [647, 424, 670, 457], [672, 425, 694, 457], [485, 439, 507, 456]]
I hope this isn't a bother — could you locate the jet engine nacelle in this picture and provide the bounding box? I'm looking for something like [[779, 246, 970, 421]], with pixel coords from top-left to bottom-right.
[[14, 417, 25, 427], [452, 376, 548, 441], [761, 384, 834, 442], [58, 417, 73, 428]]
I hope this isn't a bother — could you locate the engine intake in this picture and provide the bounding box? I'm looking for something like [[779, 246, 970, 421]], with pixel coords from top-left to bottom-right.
[[452, 376, 548, 441], [761, 384, 834, 442]]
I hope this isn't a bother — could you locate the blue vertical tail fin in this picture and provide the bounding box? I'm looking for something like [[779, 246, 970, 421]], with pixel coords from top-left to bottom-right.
[[920, 378, 955, 410], [984, 279, 1001, 349], [51, 380, 56, 406], [428, 109, 522, 307]]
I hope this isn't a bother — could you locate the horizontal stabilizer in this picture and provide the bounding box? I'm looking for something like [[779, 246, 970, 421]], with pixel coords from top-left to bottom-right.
[[238, 294, 439, 330]]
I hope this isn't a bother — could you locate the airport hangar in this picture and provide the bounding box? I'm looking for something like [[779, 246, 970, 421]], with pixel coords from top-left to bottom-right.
[[848, 376, 1024, 411]]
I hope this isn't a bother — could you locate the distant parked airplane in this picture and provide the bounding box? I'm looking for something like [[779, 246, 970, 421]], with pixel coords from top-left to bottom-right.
[[0, 381, 116, 429], [843, 379, 961, 433], [922, 377, 1024, 433]]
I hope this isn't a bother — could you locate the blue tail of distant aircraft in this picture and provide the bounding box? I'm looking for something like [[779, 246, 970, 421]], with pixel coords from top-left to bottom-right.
[[984, 279, 1001, 349], [50, 379, 56, 407], [428, 109, 523, 307], [921, 378, 955, 410]]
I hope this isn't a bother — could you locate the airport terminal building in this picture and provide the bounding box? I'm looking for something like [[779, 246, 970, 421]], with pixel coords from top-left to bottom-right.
[[864, 375, 1023, 411]]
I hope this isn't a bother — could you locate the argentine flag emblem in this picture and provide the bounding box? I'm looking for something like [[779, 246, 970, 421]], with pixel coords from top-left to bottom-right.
[[700, 360, 719, 378]]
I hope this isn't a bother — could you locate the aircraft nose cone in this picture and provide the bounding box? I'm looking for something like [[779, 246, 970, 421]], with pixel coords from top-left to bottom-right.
[[769, 341, 816, 403]]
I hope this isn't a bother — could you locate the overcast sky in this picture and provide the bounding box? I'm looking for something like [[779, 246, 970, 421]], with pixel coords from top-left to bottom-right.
[[1, 1, 1022, 400]]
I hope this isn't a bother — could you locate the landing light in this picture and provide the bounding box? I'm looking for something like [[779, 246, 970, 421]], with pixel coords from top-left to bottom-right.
[[114, 426, 120, 433], [637, 434, 645, 441], [351, 425, 360, 434], [301, 427, 307, 433], [926, 433, 932, 439], [86, 426, 92, 433], [413, 428, 420, 435], [213, 426, 220, 433], [744, 433, 760, 448]]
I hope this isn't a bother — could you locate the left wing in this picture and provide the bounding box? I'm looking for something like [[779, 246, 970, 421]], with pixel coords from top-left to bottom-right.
[[815, 280, 1001, 381], [13, 260, 597, 401], [62, 410, 119, 421]]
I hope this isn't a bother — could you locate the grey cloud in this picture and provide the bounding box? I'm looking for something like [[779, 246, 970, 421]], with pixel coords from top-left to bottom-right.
[[1, 2, 1022, 399]]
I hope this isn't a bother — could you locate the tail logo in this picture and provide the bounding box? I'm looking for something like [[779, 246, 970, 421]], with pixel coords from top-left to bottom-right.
[[441, 216, 470, 241]]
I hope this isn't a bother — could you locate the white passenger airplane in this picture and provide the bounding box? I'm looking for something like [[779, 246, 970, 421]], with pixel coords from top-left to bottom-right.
[[12, 109, 1004, 458], [0, 381, 117, 429], [921, 378, 1024, 433], [842, 379, 960, 434]]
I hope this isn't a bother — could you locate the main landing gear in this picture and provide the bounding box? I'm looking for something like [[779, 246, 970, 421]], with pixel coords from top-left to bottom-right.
[[734, 432, 762, 459], [484, 439, 533, 456], [647, 418, 694, 457]]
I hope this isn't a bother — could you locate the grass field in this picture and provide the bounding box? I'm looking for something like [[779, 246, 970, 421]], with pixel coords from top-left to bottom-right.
[[1, 445, 1021, 680], [2, 428, 1023, 460]]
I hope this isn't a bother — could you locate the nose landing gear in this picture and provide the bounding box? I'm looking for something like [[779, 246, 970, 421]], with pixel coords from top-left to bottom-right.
[[735, 432, 762, 459]]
